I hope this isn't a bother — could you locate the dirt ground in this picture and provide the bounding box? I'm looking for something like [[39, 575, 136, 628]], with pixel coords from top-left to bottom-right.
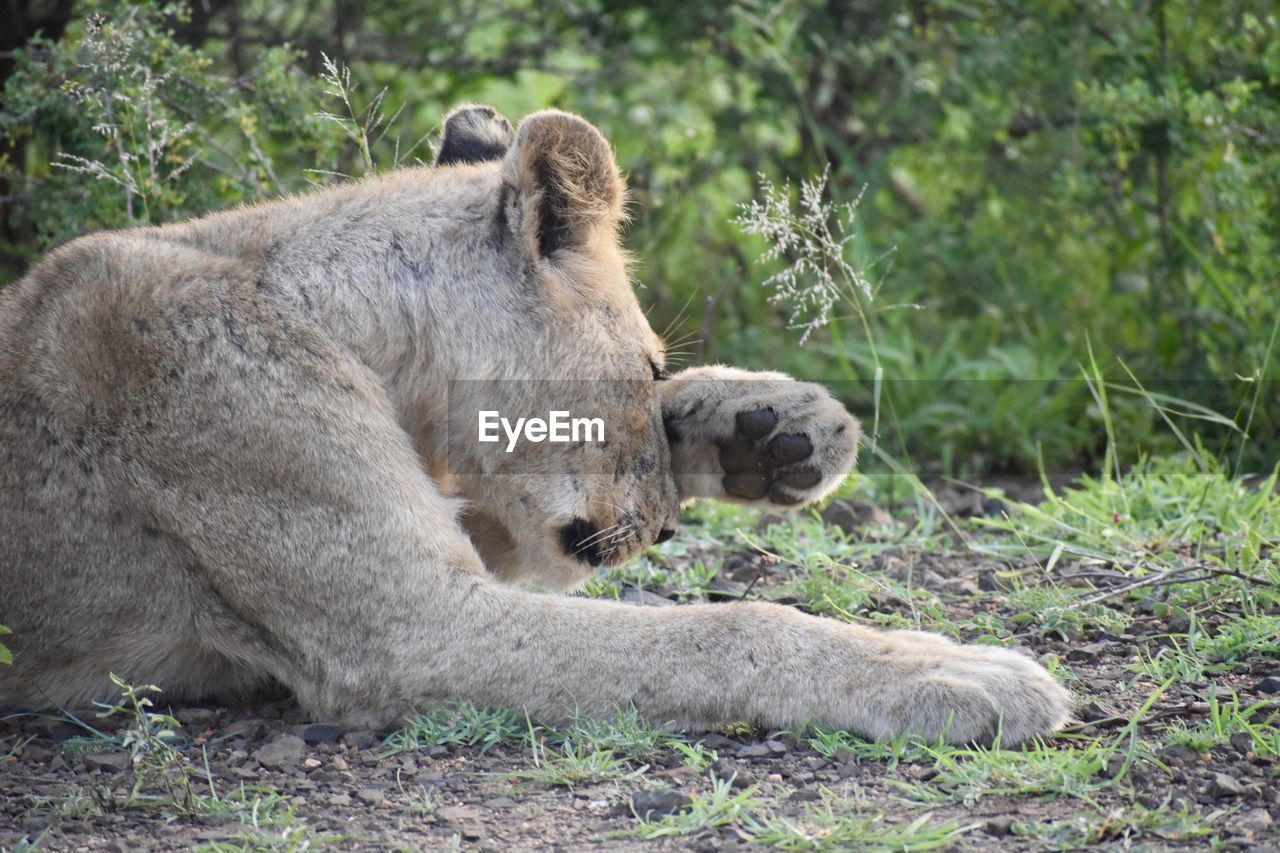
[[3, 488, 1279, 850]]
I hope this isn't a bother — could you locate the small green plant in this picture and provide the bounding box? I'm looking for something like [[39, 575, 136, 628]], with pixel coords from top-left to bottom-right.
[[748, 804, 972, 851], [95, 674, 201, 815], [0, 624, 11, 665], [384, 702, 526, 755], [509, 734, 646, 789], [627, 775, 764, 839]]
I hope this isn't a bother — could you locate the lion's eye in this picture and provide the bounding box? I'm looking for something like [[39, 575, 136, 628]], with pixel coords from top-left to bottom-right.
[[650, 359, 668, 381]]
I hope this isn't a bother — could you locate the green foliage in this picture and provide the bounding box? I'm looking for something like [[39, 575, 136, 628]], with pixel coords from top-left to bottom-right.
[[1, 0, 1276, 472], [0, 624, 10, 665]]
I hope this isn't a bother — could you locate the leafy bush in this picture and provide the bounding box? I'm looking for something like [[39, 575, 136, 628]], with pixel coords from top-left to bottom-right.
[[2, 0, 1275, 474]]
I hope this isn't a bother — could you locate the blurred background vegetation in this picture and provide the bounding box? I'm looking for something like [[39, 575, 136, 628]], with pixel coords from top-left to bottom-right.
[[1, 0, 1276, 477]]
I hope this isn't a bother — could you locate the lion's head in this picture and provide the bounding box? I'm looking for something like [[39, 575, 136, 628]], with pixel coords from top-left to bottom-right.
[[422, 106, 680, 589]]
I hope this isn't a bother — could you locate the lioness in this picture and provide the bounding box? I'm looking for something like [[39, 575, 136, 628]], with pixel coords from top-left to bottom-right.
[[0, 106, 1069, 745]]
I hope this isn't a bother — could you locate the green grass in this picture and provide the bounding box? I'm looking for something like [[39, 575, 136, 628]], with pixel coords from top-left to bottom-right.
[[19, 441, 1277, 849], [624, 775, 764, 839]]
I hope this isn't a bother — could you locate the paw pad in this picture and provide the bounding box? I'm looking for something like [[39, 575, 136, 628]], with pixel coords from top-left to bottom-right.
[[719, 408, 818, 504]]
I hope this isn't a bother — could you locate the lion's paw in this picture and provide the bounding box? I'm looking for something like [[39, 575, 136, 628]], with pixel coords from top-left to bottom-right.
[[874, 636, 1071, 746], [661, 368, 859, 507]]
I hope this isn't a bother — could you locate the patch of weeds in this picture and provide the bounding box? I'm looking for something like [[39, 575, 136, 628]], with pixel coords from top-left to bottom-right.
[[747, 802, 974, 851], [1004, 585, 1129, 641], [92, 675, 202, 815], [384, 702, 526, 755], [1135, 615, 1280, 682], [588, 553, 720, 602], [794, 726, 938, 768], [672, 741, 719, 773], [507, 731, 646, 789], [194, 822, 348, 853], [768, 552, 949, 632], [28, 785, 105, 819], [626, 775, 764, 839], [1012, 804, 1213, 846], [194, 784, 297, 829], [397, 782, 439, 818], [557, 705, 676, 762], [891, 741, 1119, 809], [1164, 691, 1280, 759]]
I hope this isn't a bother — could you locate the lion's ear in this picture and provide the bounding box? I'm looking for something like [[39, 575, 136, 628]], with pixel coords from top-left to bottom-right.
[[501, 110, 624, 259], [434, 104, 514, 166]]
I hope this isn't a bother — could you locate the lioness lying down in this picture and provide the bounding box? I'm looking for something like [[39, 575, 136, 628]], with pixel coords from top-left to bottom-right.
[[0, 106, 1069, 745]]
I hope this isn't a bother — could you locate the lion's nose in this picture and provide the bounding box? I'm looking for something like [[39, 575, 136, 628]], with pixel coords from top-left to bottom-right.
[[655, 527, 675, 543]]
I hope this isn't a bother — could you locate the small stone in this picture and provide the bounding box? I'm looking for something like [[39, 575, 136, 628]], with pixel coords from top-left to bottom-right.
[[1079, 700, 1118, 723], [1231, 733, 1256, 755], [977, 572, 1004, 593], [821, 499, 891, 532], [696, 734, 741, 751], [341, 730, 379, 751], [175, 707, 219, 727], [328, 793, 352, 807], [765, 773, 783, 783], [1159, 744, 1200, 765], [630, 789, 692, 820], [483, 797, 518, 809], [1209, 771, 1246, 798], [301, 724, 347, 745], [1066, 641, 1109, 663], [440, 805, 481, 823], [303, 758, 322, 769], [986, 816, 1014, 837], [223, 718, 268, 742], [736, 743, 772, 758], [84, 752, 130, 772], [1255, 676, 1280, 695], [1228, 807, 1273, 836], [765, 739, 788, 755], [356, 787, 385, 806], [254, 734, 307, 770]]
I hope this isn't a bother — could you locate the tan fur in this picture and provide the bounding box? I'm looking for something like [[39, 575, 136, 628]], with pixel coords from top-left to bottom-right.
[[0, 108, 1070, 744]]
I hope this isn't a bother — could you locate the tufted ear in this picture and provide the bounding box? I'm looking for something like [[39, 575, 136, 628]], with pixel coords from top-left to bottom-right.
[[434, 104, 515, 166], [500, 110, 624, 259]]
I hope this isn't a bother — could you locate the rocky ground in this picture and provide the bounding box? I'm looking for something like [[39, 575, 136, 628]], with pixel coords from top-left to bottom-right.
[[3, 472, 1279, 850]]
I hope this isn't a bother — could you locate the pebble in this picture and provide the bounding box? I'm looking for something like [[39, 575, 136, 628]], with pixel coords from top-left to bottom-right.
[[1230, 733, 1256, 755], [84, 752, 130, 773], [300, 724, 347, 745], [175, 707, 219, 728], [341, 730, 379, 751], [630, 789, 692, 819], [483, 796, 518, 809], [736, 743, 772, 758], [355, 787, 385, 806], [1229, 807, 1273, 836], [1255, 676, 1280, 695], [985, 816, 1014, 837], [1158, 744, 1200, 765], [253, 734, 307, 770], [1208, 771, 1245, 798], [696, 733, 741, 751]]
